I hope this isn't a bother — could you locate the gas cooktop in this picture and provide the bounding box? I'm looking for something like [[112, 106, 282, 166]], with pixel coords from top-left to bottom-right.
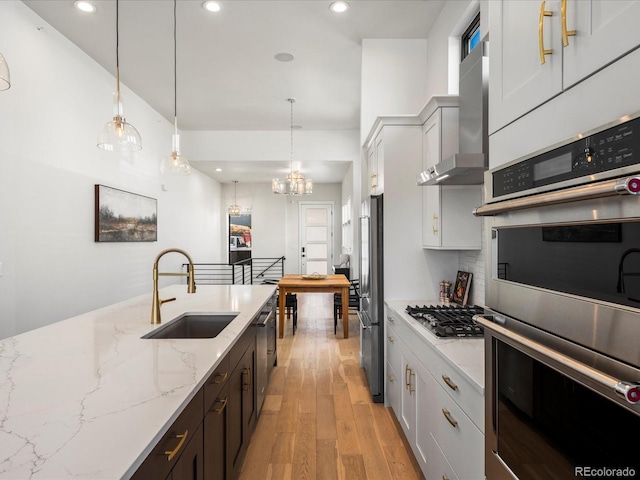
[[405, 304, 485, 338]]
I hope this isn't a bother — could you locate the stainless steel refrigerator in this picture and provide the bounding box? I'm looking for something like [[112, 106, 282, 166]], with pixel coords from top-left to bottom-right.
[[358, 194, 384, 403]]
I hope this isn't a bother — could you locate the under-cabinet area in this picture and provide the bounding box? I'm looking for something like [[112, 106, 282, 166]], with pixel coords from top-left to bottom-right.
[[385, 301, 485, 480]]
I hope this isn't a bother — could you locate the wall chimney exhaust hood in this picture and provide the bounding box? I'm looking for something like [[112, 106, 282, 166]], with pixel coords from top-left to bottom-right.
[[418, 42, 488, 186], [417, 152, 486, 185]]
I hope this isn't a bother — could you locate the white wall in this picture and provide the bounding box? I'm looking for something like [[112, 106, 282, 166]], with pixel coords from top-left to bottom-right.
[[0, 2, 222, 339], [360, 39, 429, 145], [425, 0, 476, 99]]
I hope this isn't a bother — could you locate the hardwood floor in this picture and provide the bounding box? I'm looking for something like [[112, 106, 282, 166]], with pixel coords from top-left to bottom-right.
[[239, 293, 424, 480]]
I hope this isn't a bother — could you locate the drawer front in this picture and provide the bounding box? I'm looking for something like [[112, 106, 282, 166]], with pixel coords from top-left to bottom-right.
[[385, 321, 401, 374], [131, 389, 204, 480], [430, 383, 484, 480], [230, 327, 255, 370], [430, 350, 484, 432], [385, 308, 436, 373], [204, 354, 230, 412]]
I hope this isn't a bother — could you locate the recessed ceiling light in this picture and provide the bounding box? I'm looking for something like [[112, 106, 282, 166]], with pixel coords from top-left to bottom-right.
[[74, 1, 97, 13], [274, 52, 295, 62], [329, 1, 349, 13], [202, 1, 222, 13], [215, 168, 222, 172]]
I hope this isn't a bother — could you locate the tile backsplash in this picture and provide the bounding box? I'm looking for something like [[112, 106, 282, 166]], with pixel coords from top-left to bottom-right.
[[459, 216, 485, 306]]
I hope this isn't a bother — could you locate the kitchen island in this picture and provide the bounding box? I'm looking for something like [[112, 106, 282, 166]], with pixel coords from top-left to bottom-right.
[[0, 284, 276, 479]]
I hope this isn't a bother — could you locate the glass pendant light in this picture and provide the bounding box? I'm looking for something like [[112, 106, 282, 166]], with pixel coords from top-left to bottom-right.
[[228, 181, 241, 216], [160, 0, 191, 175], [0, 53, 10, 91], [97, 0, 142, 152], [272, 98, 312, 195]]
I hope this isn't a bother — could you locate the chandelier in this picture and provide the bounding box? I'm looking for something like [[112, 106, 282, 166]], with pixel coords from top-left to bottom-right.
[[228, 180, 242, 216], [272, 98, 313, 195]]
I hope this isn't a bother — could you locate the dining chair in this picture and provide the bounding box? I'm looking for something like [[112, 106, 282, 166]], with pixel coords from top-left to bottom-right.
[[333, 279, 360, 334], [261, 279, 297, 334]]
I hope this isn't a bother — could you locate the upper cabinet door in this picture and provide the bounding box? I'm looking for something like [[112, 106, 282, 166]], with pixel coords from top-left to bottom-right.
[[489, 0, 563, 134], [563, 0, 640, 88]]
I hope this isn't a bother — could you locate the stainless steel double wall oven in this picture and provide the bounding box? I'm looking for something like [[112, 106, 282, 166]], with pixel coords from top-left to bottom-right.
[[475, 114, 640, 480]]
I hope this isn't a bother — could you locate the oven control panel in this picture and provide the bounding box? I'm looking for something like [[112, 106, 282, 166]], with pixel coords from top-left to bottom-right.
[[491, 115, 640, 200]]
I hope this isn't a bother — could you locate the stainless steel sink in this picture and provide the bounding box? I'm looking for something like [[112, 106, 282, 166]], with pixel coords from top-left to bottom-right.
[[142, 313, 238, 339]]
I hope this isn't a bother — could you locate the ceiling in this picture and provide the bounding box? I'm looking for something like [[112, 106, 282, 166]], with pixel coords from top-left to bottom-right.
[[23, 0, 446, 184]]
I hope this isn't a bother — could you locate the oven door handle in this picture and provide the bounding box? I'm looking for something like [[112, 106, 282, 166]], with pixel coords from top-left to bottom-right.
[[475, 315, 640, 405], [473, 175, 640, 216]]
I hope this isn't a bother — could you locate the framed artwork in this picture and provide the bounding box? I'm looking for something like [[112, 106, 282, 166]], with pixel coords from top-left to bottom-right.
[[95, 185, 157, 242], [452, 271, 473, 306], [229, 214, 252, 263]]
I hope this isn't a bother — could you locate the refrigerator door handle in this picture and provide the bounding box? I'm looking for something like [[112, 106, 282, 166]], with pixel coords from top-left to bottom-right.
[[358, 311, 368, 330]]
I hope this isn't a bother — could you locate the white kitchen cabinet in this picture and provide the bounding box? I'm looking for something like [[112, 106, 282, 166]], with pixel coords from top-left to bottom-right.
[[490, 0, 640, 134], [421, 103, 482, 250], [367, 130, 384, 195], [385, 314, 402, 415], [400, 344, 433, 474], [385, 305, 485, 480]]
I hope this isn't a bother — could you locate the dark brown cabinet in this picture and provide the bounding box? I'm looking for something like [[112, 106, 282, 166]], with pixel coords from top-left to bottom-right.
[[202, 326, 257, 480], [204, 381, 229, 480], [131, 308, 267, 480], [227, 337, 256, 480], [170, 423, 204, 480], [131, 390, 204, 480]]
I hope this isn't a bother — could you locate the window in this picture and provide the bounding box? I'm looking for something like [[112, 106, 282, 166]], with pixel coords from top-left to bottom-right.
[[461, 13, 480, 60]]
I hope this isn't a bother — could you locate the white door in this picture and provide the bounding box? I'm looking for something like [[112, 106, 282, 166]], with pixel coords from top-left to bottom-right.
[[299, 203, 333, 275]]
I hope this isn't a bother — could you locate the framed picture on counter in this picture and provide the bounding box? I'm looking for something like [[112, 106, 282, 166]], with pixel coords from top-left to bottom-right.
[[95, 185, 157, 242], [452, 271, 472, 306]]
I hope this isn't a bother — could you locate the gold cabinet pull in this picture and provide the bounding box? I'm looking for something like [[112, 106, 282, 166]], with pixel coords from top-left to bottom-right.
[[213, 397, 228, 414], [242, 366, 251, 391], [432, 213, 439, 235], [165, 430, 188, 461], [539, 1, 553, 64], [561, 0, 576, 47], [442, 408, 458, 428], [443, 476, 450, 480], [387, 316, 395, 324], [442, 375, 458, 391], [387, 374, 395, 383], [387, 335, 395, 343], [212, 372, 228, 384], [404, 365, 415, 394]]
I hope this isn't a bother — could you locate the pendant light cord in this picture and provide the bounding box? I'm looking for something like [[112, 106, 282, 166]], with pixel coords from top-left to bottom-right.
[[115, 0, 120, 94], [174, 0, 177, 123], [289, 98, 294, 177]]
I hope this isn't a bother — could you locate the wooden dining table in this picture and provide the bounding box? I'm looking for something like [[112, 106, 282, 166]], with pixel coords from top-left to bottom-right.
[[277, 274, 350, 338]]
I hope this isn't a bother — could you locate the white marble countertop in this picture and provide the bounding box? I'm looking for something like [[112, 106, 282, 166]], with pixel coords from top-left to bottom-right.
[[0, 284, 276, 479], [385, 300, 485, 394]]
